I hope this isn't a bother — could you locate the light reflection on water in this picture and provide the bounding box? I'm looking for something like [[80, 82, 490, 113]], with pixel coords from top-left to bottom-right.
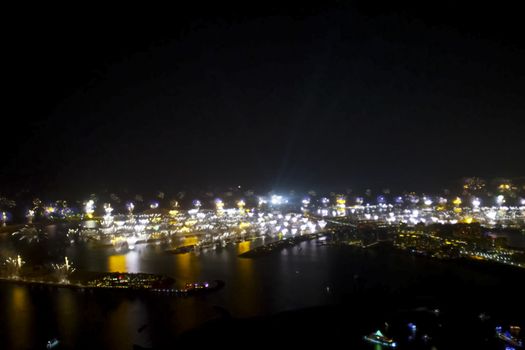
[[234, 240, 262, 315], [103, 300, 147, 349], [173, 252, 200, 281], [8, 286, 33, 349], [107, 251, 142, 273], [0, 224, 524, 349], [56, 289, 78, 347], [108, 254, 127, 273]]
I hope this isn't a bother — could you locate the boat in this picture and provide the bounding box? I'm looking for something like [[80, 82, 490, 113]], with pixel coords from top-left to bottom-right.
[[46, 338, 60, 349], [496, 326, 523, 348], [422, 334, 432, 342], [180, 280, 221, 294], [364, 330, 397, 347]]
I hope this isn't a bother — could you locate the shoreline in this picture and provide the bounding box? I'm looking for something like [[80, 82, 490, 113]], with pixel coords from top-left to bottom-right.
[[0, 273, 224, 296], [238, 233, 323, 258]]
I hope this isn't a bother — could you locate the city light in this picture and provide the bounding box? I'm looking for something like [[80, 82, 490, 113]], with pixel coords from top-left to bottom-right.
[[1, 211, 8, 226], [104, 203, 113, 215], [270, 195, 285, 205], [84, 199, 95, 218], [237, 199, 245, 210], [215, 198, 224, 211], [498, 183, 511, 191], [127, 202, 135, 214], [3, 8, 525, 349]]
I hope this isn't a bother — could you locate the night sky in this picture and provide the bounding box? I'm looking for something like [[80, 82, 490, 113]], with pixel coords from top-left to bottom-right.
[[4, 2, 525, 197]]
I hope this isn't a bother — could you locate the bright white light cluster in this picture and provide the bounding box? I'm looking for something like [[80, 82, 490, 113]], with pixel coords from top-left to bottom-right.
[[80, 202, 327, 253], [84, 200, 95, 217], [314, 199, 525, 228]]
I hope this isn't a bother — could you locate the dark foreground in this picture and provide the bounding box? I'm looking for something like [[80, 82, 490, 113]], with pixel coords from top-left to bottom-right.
[[1, 230, 524, 349], [176, 291, 523, 350]]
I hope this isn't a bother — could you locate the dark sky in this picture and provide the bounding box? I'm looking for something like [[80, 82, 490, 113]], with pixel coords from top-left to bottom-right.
[[4, 2, 525, 197]]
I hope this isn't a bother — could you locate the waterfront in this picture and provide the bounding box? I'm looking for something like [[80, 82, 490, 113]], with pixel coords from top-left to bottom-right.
[[0, 224, 524, 349], [4, 2, 525, 348]]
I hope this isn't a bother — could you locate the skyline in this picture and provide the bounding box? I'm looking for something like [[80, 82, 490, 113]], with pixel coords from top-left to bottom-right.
[[1, 4, 524, 348]]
